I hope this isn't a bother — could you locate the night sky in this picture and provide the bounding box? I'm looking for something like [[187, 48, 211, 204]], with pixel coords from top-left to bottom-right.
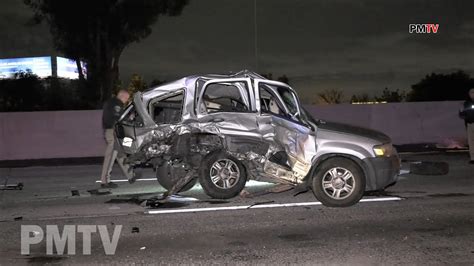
[[1, 0, 474, 101]]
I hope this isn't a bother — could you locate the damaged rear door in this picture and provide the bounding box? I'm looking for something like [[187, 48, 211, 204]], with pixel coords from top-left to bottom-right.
[[254, 79, 317, 182], [116, 90, 185, 155], [115, 96, 146, 155], [195, 78, 270, 155]]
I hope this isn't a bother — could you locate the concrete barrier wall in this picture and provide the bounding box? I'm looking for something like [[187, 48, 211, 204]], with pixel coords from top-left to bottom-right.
[[0, 110, 105, 160], [304, 101, 466, 146], [0, 101, 468, 160]]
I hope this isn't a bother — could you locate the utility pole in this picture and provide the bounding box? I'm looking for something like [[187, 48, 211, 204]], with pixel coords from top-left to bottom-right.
[[254, 0, 258, 72]]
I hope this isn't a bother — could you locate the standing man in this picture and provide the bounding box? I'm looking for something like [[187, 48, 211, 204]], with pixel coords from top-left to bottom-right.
[[100, 89, 131, 188], [459, 88, 474, 164]]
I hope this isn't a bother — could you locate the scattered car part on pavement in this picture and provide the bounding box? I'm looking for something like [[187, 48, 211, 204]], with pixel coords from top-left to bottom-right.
[[70, 189, 80, 196], [0, 169, 23, 190], [0, 182, 23, 190], [87, 189, 112, 196], [409, 161, 450, 175]]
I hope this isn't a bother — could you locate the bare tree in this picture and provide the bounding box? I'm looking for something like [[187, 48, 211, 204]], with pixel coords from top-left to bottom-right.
[[317, 89, 344, 104], [350, 93, 371, 103]]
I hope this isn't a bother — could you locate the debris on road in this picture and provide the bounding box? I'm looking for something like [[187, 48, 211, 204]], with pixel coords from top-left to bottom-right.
[[239, 189, 251, 198], [141, 194, 198, 208], [87, 189, 112, 196], [0, 182, 23, 190], [144, 198, 189, 209], [240, 184, 294, 198], [247, 201, 275, 209], [268, 184, 294, 193], [132, 227, 140, 233], [292, 185, 310, 197], [409, 161, 449, 175]]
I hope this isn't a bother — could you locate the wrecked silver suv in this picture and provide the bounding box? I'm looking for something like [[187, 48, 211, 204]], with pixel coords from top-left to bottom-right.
[[115, 70, 400, 207]]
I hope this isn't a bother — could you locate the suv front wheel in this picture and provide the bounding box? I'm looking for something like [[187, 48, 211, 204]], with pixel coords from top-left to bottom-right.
[[199, 151, 247, 199], [312, 157, 365, 207]]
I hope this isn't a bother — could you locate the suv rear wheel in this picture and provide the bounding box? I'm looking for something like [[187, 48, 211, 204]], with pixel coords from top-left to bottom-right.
[[199, 151, 247, 199], [312, 157, 365, 207]]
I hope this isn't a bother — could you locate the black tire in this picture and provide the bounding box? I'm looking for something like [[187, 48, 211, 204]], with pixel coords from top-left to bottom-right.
[[156, 164, 197, 192], [199, 151, 247, 199], [311, 157, 365, 207]]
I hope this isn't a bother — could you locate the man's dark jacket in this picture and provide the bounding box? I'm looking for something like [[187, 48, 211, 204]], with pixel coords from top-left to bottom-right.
[[102, 97, 124, 129], [459, 99, 474, 125]]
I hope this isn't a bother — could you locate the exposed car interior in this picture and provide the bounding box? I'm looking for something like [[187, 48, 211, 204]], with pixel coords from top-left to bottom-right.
[[259, 85, 287, 116], [202, 82, 249, 113], [149, 92, 184, 124], [121, 105, 143, 126]]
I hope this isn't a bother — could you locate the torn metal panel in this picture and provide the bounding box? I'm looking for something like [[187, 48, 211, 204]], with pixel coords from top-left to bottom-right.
[[133, 92, 155, 127]]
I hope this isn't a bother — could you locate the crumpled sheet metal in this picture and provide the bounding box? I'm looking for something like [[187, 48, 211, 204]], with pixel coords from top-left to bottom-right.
[[131, 112, 316, 185], [271, 123, 316, 179], [131, 121, 223, 161]]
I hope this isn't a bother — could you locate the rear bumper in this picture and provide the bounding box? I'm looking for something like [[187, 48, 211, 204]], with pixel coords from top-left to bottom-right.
[[362, 155, 401, 191]]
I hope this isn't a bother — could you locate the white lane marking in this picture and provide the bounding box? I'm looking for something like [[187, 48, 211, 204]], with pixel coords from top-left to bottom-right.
[[95, 178, 156, 183], [94, 179, 274, 187], [146, 197, 402, 215], [399, 169, 410, 175]]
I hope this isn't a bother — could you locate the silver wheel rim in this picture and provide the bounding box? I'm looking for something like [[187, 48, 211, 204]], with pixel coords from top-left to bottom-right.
[[322, 167, 355, 200], [210, 159, 240, 189]]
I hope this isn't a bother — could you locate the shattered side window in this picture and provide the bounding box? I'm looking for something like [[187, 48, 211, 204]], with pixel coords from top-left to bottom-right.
[[259, 85, 287, 117], [149, 91, 184, 125], [201, 82, 250, 113], [276, 86, 299, 116], [194, 78, 207, 113]]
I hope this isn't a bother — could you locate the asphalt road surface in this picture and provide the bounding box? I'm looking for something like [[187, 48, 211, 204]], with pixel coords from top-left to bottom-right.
[[0, 152, 473, 265]]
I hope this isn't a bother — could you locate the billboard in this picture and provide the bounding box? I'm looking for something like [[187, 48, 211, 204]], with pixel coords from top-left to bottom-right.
[[0, 56, 52, 79], [56, 57, 87, 79]]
